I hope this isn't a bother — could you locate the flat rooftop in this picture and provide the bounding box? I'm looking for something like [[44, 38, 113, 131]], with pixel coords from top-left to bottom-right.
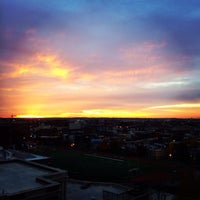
[[68, 181, 126, 200], [0, 161, 53, 194], [8, 149, 49, 161]]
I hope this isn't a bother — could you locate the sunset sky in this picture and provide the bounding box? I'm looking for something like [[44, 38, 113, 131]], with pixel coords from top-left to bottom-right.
[[1, 0, 200, 118]]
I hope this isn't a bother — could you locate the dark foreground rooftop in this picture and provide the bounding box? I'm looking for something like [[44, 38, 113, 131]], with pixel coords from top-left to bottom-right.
[[0, 162, 53, 194], [0, 160, 67, 200]]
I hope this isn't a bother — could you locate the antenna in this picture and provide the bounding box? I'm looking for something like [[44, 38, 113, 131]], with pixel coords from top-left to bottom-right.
[[11, 114, 16, 118]]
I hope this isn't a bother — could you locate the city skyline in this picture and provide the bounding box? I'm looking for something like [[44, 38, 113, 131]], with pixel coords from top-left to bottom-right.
[[1, 0, 200, 118]]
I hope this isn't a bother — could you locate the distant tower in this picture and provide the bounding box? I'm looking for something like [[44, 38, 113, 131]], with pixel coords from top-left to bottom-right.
[[11, 114, 16, 118]]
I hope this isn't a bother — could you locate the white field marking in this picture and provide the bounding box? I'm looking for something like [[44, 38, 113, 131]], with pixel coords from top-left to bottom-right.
[[84, 154, 124, 162]]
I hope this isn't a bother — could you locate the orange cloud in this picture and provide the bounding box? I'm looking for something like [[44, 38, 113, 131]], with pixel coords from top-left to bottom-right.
[[1, 38, 199, 118], [148, 103, 200, 109], [1, 53, 73, 80], [145, 103, 200, 118]]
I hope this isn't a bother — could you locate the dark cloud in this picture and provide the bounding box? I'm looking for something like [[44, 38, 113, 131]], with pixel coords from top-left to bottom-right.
[[0, 0, 73, 62], [139, 1, 200, 63], [0, 2, 42, 60], [150, 15, 200, 56], [175, 88, 200, 102]]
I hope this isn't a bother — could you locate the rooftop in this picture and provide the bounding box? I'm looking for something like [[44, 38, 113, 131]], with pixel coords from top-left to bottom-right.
[[0, 160, 59, 194], [68, 181, 126, 200]]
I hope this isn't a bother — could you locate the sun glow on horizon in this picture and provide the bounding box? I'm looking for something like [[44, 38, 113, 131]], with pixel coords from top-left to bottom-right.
[[13, 103, 200, 119], [16, 115, 44, 118], [14, 109, 151, 119], [82, 109, 152, 118]]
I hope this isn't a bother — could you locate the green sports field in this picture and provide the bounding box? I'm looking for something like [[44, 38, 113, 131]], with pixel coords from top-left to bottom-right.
[[35, 150, 165, 182]]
